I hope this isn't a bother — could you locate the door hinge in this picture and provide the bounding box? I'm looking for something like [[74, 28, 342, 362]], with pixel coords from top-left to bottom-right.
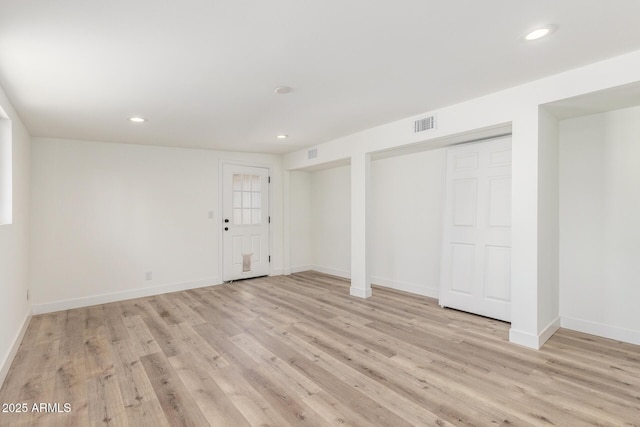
[[268, 216, 271, 223], [268, 255, 271, 263], [268, 176, 271, 184]]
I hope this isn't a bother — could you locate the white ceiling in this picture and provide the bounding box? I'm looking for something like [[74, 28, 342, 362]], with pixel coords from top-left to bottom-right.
[[2, 0, 640, 154]]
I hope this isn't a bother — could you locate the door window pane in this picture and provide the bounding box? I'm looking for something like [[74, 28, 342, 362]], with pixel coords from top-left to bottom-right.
[[252, 192, 261, 208], [252, 175, 261, 191], [242, 192, 251, 209], [233, 191, 242, 209], [242, 175, 252, 191], [231, 174, 264, 225], [233, 174, 242, 191], [252, 209, 261, 225]]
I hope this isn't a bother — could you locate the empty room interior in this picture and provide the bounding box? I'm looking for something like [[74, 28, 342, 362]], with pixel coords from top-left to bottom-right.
[[1, 1, 640, 426]]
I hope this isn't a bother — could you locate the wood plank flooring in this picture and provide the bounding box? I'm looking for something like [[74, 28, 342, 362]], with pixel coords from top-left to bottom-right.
[[1, 271, 639, 426]]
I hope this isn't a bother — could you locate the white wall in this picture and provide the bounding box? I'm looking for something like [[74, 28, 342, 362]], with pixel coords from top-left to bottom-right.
[[309, 165, 351, 277], [559, 106, 640, 345], [370, 149, 446, 297], [284, 49, 640, 348], [0, 117, 11, 225], [303, 149, 446, 297], [284, 49, 640, 172], [0, 85, 31, 387], [30, 137, 283, 313], [537, 108, 560, 339], [288, 171, 312, 272]]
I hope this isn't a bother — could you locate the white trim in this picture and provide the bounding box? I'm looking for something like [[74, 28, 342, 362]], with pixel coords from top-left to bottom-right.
[[350, 286, 372, 298], [310, 265, 351, 279], [296, 269, 440, 299], [290, 265, 313, 274], [539, 316, 561, 347], [371, 276, 438, 298], [508, 317, 560, 350], [509, 328, 540, 349], [561, 316, 640, 346], [0, 308, 31, 388], [32, 277, 221, 315]]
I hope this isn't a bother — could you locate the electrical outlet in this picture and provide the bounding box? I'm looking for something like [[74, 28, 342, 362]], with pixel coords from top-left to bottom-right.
[[145, 271, 153, 280]]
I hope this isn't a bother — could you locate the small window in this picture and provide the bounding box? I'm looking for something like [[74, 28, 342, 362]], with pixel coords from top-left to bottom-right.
[[232, 173, 262, 225], [0, 114, 11, 226]]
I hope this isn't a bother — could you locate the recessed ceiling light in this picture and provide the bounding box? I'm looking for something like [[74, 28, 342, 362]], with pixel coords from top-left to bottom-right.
[[276, 134, 288, 139], [129, 117, 146, 123], [274, 86, 292, 95], [524, 25, 556, 41]]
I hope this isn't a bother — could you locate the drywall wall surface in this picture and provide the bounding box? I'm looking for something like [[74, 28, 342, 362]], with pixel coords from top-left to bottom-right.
[[288, 171, 312, 271], [0, 84, 31, 387], [310, 165, 351, 277], [537, 108, 560, 334], [284, 49, 640, 171], [370, 148, 446, 297], [559, 106, 640, 344], [30, 137, 282, 312], [283, 48, 640, 348], [305, 148, 446, 297]]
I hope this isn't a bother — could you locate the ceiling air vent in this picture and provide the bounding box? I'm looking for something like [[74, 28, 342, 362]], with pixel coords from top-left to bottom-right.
[[308, 148, 318, 159], [414, 115, 436, 133]]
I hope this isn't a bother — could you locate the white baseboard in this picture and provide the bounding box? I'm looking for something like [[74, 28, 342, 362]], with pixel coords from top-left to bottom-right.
[[0, 308, 32, 389], [305, 269, 439, 299], [350, 286, 372, 298], [509, 316, 561, 350], [371, 276, 438, 298], [32, 277, 222, 315], [509, 328, 540, 349], [290, 265, 313, 274], [310, 265, 351, 279], [539, 316, 561, 346], [561, 316, 640, 346]]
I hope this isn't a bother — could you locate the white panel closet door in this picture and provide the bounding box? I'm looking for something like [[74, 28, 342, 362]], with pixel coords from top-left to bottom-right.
[[439, 136, 512, 322], [222, 164, 270, 281]]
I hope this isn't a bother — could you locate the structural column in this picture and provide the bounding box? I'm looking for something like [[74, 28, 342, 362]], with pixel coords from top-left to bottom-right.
[[282, 170, 291, 275], [509, 105, 560, 349], [509, 109, 540, 348], [350, 152, 372, 298]]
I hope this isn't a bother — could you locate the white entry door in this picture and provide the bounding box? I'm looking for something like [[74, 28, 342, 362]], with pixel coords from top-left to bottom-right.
[[222, 164, 270, 281], [439, 136, 512, 322]]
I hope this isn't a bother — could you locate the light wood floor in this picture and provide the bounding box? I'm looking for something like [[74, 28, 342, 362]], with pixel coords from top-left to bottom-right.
[[1, 272, 639, 426]]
